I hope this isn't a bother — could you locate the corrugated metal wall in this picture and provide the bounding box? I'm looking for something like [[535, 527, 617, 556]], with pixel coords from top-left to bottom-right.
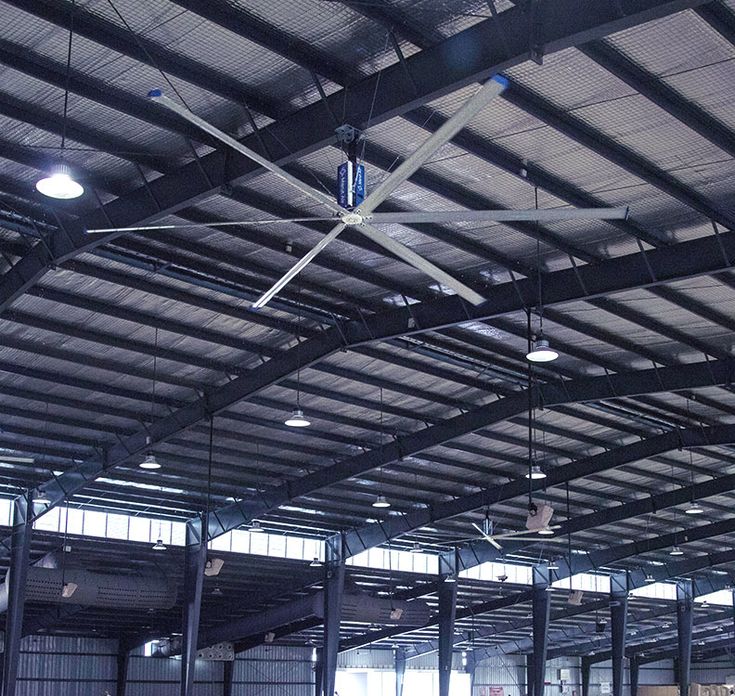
[[13, 635, 727, 696]]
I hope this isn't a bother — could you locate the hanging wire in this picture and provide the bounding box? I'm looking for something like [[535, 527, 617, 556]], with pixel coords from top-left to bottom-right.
[[61, 0, 75, 152], [526, 309, 534, 502], [206, 414, 214, 516], [296, 296, 303, 409], [535, 187, 544, 335], [150, 326, 159, 423]]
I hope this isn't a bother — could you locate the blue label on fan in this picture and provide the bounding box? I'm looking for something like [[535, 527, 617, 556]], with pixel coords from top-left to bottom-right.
[[337, 162, 365, 209]]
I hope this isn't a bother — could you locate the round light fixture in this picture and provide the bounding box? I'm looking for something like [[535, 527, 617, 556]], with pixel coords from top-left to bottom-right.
[[444, 575, 456, 584], [211, 586, 223, 596], [285, 408, 310, 427], [249, 520, 264, 533], [372, 494, 390, 509], [644, 573, 656, 584], [409, 542, 423, 554], [685, 502, 704, 515], [525, 464, 547, 480], [139, 452, 161, 470], [669, 546, 684, 556], [526, 337, 559, 363], [547, 561, 559, 570], [309, 557, 323, 568], [36, 164, 84, 200], [138, 452, 161, 471], [152, 538, 166, 551], [538, 527, 555, 536]]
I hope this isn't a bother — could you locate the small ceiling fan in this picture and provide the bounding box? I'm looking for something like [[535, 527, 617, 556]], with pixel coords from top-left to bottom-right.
[[442, 510, 559, 550], [87, 74, 629, 310]]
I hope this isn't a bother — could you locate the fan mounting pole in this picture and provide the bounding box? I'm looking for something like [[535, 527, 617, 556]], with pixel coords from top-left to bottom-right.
[[336, 124, 364, 211]]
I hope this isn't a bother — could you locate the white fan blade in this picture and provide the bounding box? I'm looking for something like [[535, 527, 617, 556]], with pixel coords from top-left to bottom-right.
[[86, 217, 337, 234], [149, 91, 342, 215], [358, 74, 508, 215], [471, 523, 503, 550], [0, 456, 35, 464], [367, 207, 630, 226], [358, 222, 485, 305], [252, 223, 347, 309]]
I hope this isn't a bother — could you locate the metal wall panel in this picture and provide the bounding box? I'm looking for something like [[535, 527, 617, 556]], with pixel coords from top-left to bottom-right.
[[235, 645, 314, 696]]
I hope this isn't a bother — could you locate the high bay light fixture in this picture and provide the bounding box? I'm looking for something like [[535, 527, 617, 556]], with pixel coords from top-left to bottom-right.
[[526, 336, 559, 363]]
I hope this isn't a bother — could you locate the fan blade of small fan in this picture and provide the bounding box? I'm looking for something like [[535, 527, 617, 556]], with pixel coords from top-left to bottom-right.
[[472, 522, 503, 550], [86, 217, 337, 234], [358, 74, 508, 216], [252, 223, 347, 309], [367, 207, 629, 225], [149, 91, 342, 215], [0, 456, 35, 464]]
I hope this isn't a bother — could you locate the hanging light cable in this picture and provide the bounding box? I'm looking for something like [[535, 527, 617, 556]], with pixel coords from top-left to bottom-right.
[[140, 327, 162, 470], [527, 191, 558, 363], [285, 298, 310, 427], [35, 401, 52, 505], [36, 0, 84, 199], [684, 399, 704, 515], [373, 387, 391, 508]]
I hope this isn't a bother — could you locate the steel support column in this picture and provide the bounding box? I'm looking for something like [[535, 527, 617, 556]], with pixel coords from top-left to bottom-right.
[[223, 660, 234, 696], [532, 566, 551, 696], [466, 651, 477, 693], [2, 492, 33, 696], [676, 580, 694, 696], [314, 649, 323, 696], [581, 656, 592, 696], [630, 655, 640, 696], [322, 535, 345, 696], [180, 517, 208, 696], [527, 654, 535, 696], [438, 577, 458, 696], [610, 573, 629, 696], [396, 647, 407, 696], [116, 641, 130, 696]]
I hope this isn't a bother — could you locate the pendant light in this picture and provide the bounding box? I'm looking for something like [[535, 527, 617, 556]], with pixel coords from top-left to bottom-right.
[[525, 464, 546, 480], [285, 299, 310, 427], [409, 542, 423, 554], [683, 407, 703, 514], [526, 194, 558, 362], [644, 572, 656, 583], [309, 557, 323, 568], [538, 527, 554, 536], [669, 546, 684, 556], [249, 520, 264, 533], [140, 327, 162, 470], [684, 502, 704, 515], [152, 538, 167, 551], [36, 0, 84, 199], [372, 494, 390, 508]]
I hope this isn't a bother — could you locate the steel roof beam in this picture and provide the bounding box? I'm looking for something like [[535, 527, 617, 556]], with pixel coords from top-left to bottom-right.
[[3, 0, 282, 119], [580, 40, 735, 161], [0, 0, 704, 312]]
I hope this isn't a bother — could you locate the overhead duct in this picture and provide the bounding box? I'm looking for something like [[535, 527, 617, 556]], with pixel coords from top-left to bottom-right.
[[175, 592, 432, 655], [0, 566, 176, 613]]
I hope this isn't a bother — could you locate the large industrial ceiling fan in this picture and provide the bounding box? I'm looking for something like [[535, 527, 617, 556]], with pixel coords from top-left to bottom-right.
[[88, 74, 628, 309]]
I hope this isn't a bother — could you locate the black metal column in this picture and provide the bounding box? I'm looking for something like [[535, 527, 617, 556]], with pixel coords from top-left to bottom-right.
[[180, 517, 208, 696], [527, 654, 535, 696], [581, 656, 591, 696], [610, 573, 629, 696], [465, 650, 477, 693], [396, 647, 407, 696], [322, 535, 345, 696], [2, 492, 33, 696], [314, 648, 323, 696], [630, 655, 640, 696], [223, 659, 234, 696], [676, 580, 694, 696], [532, 566, 551, 696], [438, 577, 458, 696], [116, 641, 130, 696]]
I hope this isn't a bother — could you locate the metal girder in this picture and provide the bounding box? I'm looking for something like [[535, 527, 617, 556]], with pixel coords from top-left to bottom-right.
[[527, 654, 535, 696], [610, 574, 629, 696], [395, 648, 407, 696], [322, 535, 345, 696], [502, 82, 735, 230], [2, 492, 32, 696], [117, 641, 131, 696], [4, 0, 281, 117], [447, 424, 735, 572], [581, 656, 591, 696], [341, 418, 735, 565], [532, 566, 551, 696], [677, 580, 694, 696], [223, 660, 234, 696], [180, 517, 208, 696], [630, 654, 640, 696], [579, 40, 735, 161], [438, 577, 458, 696], [0, 0, 710, 316], [6, 239, 735, 551]]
